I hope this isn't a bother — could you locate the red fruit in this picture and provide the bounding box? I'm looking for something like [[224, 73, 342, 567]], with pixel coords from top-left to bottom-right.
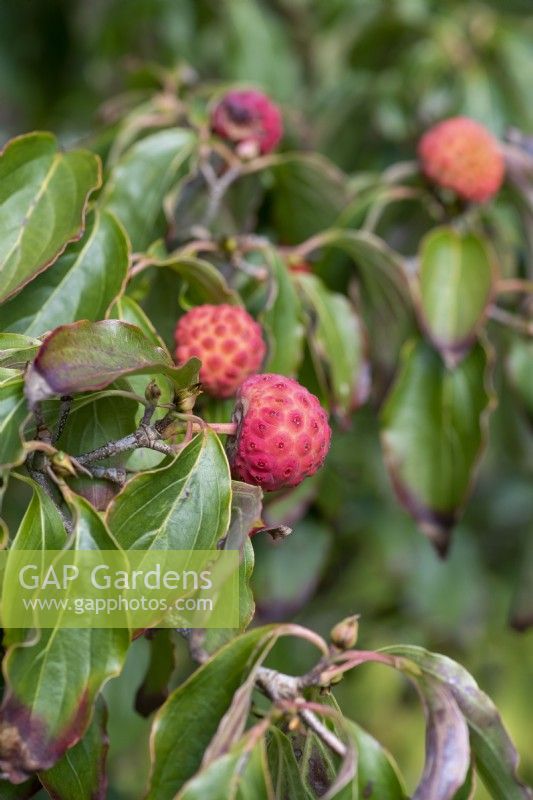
[[227, 374, 332, 491], [175, 304, 266, 399], [418, 116, 504, 203], [211, 89, 283, 157]]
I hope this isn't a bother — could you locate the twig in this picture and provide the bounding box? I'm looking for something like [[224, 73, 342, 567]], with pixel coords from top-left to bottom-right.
[[52, 395, 72, 444], [179, 630, 346, 759], [26, 462, 73, 534], [489, 306, 533, 336], [203, 164, 242, 228], [86, 466, 128, 485], [496, 279, 533, 295], [74, 424, 176, 466]]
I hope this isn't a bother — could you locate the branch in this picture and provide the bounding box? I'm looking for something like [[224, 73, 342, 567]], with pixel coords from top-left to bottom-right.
[[489, 306, 533, 336], [179, 630, 347, 758], [74, 424, 176, 466]]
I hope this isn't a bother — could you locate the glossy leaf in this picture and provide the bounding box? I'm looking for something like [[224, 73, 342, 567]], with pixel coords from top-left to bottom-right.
[[146, 626, 276, 799], [135, 630, 176, 717], [260, 248, 304, 375], [139, 253, 238, 305], [0, 481, 128, 781], [100, 128, 196, 250], [24, 320, 200, 407], [0, 210, 129, 337], [380, 340, 492, 554], [295, 273, 367, 416], [106, 430, 231, 550], [267, 727, 313, 800], [384, 646, 533, 800], [0, 132, 101, 303], [204, 482, 262, 655], [57, 390, 138, 510], [267, 153, 349, 244], [417, 227, 495, 364], [0, 375, 28, 468], [306, 228, 414, 374], [0, 334, 40, 370], [346, 720, 407, 800], [38, 696, 109, 800], [507, 337, 533, 416]]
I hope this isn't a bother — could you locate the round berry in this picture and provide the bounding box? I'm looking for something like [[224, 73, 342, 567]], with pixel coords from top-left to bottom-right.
[[227, 374, 332, 491], [211, 89, 283, 157], [175, 304, 266, 399], [418, 116, 504, 203]]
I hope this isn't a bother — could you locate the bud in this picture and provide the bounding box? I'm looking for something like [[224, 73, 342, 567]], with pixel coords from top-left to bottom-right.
[[50, 451, 79, 479], [173, 383, 203, 414], [330, 615, 360, 650], [145, 380, 162, 404]]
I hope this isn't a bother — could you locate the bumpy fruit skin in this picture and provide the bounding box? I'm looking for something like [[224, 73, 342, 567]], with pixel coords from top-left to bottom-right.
[[227, 373, 332, 491], [174, 304, 266, 399], [418, 116, 504, 202], [211, 90, 283, 157]]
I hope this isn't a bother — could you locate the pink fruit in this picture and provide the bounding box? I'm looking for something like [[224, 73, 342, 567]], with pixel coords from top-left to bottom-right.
[[175, 304, 266, 399], [227, 373, 332, 491], [418, 116, 504, 203], [211, 89, 283, 157]]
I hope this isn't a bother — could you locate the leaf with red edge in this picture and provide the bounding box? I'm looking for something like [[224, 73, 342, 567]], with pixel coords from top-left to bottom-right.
[[38, 696, 110, 800]]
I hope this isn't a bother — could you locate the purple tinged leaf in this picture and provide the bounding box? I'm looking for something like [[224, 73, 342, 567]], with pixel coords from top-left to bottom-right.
[[412, 676, 470, 800], [384, 646, 533, 800], [24, 320, 200, 408]]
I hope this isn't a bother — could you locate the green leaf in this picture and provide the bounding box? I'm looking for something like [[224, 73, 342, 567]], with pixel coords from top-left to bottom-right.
[[204, 482, 262, 654], [0, 778, 41, 799], [260, 248, 304, 375], [345, 720, 407, 800], [380, 339, 492, 554], [101, 128, 196, 250], [507, 336, 533, 416], [139, 253, 238, 305], [295, 273, 367, 416], [267, 154, 349, 244], [176, 736, 274, 800], [38, 696, 109, 800], [146, 626, 276, 799], [0, 481, 128, 781], [0, 132, 101, 303], [24, 320, 200, 407], [383, 646, 533, 800], [0, 333, 40, 370], [307, 229, 414, 373], [417, 227, 495, 364], [56, 390, 138, 510], [135, 630, 176, 717], [0, 210, 130, 337], [106, 430, 231, 550], [267, 727, 313, 800], [0, 375, 28, 468]]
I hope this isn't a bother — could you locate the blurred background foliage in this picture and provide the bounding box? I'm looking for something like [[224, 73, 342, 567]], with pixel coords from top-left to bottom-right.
[[1, 1, 532, 798]]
